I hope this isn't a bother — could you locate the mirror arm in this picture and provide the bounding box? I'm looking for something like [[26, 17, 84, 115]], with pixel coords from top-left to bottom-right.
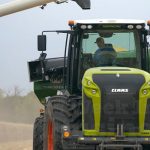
[[39, 52, 47, 81], [39, 52, 47, 61]]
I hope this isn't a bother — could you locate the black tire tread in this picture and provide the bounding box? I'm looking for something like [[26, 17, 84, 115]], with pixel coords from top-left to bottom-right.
[[33, 117, 44, 150], [43, 95, 83, 150], [43, 96, 70, 150], [68, 96, 82, 130]]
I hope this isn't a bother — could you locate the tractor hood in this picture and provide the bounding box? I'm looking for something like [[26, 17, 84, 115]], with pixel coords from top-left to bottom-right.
[[83, 67, 150, 85], [82, 67, 150, 136]]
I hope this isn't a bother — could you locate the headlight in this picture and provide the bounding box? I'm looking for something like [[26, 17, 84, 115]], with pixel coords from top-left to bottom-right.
[[80, 25, 87, 29], [127, 25, 134, 29], [136, 25, 142, 29], [143, 89, 148, 95]]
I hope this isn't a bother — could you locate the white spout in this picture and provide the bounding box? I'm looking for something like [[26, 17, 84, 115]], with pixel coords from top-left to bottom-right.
[[0, 0, 56, 17], [0, 0, 90, 17]]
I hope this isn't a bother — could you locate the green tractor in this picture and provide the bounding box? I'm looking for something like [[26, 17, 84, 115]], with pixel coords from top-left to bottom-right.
[[29, 19, 150, 150]]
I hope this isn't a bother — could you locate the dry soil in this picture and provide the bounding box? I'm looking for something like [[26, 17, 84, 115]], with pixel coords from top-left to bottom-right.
[[0, 121, 33, 150]]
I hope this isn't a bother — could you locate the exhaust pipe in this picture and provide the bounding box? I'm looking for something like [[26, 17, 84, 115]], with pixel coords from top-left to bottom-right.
[[0, 0, 91, 17]]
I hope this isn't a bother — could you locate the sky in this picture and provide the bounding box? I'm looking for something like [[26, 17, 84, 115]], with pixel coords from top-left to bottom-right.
[[0, 0, 150, 94]]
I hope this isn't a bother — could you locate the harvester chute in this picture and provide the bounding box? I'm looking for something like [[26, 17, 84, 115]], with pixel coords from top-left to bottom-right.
[[0, 0, 91, 17]]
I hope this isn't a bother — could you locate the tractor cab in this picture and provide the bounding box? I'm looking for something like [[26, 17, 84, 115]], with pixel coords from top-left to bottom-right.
[[69, 19, 149, 69], [67, 19, 150, 93], [28, 19, 150, 102]]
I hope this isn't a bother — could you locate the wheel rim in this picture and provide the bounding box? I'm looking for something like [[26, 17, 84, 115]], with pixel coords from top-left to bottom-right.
[[48, 121, 54, 150]]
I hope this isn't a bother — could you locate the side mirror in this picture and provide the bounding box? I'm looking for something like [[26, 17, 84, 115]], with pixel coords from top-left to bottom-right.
[[73, 0, 91, 9], [38, 35, 46, 51]]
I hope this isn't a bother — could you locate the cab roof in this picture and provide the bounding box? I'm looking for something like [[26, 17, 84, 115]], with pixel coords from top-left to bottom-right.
[[74, 19, 145, 25]]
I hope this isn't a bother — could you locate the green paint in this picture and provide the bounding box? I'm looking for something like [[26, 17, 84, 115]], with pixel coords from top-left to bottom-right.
[[34, 81, 63, 105]]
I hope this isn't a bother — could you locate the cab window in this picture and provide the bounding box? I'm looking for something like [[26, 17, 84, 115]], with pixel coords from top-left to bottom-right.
[[80, 30, 141, 73]]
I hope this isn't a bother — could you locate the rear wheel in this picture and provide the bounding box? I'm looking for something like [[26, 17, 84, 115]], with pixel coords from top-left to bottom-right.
[[33, 116, 44, 150], [43, 96, 70, 150]]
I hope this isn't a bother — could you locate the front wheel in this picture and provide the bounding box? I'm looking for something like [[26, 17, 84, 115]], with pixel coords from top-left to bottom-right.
[[43, 96, 70, 150], [33, 116, 44, 150]]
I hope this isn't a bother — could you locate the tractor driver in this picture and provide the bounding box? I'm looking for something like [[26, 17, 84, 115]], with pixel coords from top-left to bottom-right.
[[93, 37, 117, 66]]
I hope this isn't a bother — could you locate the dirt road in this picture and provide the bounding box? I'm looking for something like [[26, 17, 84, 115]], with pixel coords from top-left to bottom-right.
[[0, 121, 33, 150]]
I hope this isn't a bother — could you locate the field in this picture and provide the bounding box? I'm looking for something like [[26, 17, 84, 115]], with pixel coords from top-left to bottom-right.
[[0, 121, 33, 150], [0, 90, 44, 149]]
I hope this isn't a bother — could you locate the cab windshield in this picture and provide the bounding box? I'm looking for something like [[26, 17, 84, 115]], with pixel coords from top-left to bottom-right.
[[80, 30, 141, 71]]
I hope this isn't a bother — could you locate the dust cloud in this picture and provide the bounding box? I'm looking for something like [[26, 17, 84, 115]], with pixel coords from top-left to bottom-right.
[[0, 91, 43, 150], [0, 122, 33, 150]]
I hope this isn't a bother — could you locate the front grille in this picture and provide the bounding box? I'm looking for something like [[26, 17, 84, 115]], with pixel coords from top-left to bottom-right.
[[92, 74, 145, 132], [83, 93, 95, 129], [144, 99, 150, 130]]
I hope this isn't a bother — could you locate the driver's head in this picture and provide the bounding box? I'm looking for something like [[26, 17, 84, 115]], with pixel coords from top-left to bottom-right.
[[95, 37, 105, 48]]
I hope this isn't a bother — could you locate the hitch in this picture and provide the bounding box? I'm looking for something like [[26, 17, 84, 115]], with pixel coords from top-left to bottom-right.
[[98, 124, 143, 150], [116, 124, 125, 139]]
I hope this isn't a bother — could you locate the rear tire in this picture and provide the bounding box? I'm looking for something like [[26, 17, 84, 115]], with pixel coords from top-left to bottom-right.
[[33, 116, 44, 150], [43, 96, 70, 150]]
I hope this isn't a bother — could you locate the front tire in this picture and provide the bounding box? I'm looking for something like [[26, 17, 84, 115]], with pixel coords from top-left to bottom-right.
[[33, 116, 44, 150], [43, 96, 70, 150]]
